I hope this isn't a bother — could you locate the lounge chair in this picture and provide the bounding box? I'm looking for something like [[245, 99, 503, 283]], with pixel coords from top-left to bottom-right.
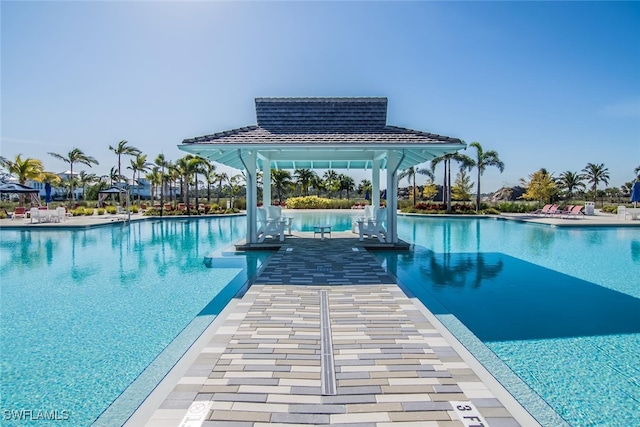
[[530, 204, 552, 216], [257, 207, 285, 243], [265, 205, 292, 235], [357, 207, 387, 242], [30, 207, 41, 223], [544, 205, 560, 216], [12, 207, 26, 220], [552, 205, 573, 217], [352, 205, 374, 232], [563, 205, 584, 219]]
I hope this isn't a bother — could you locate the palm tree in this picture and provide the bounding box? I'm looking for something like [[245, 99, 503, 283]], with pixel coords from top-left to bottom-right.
[[108, 166, 123, 187], [127, 154, 151, 204], [294, 168, 317, 196], [47, 148, 99, 202], [323, 170, 339, 198], [557, 171, 586, 201], [174, 155, 205, 211], [203, 160, 217, 203], [431, 152, 472, 212], [215, 172, 229, 206], [77, 171, 97, 201], [634, 165, 640, 177], [154, 153, 169, 209], [108, 140, 141, 188], [338, 174, 355, 199], [271, 169, 292, 205], [399, 166, 434, 207], [146, 167, 163, 205], [581, 163, 610, 203], [0, 154, 44, 205], [463, 142, 504, 211]]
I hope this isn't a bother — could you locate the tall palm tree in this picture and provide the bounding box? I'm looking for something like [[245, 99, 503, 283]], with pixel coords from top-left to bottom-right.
[[127, 154, 151, 204], [77, 171, 97, 201], [203, 160, 217, 203], [581, 162, 610, 202], [462, 142, 504, 211], [338, 174, 355, 199], [146, 167, 163, 205], [108, 140, 141, 188], [431, 152, 472, 212], [47, 148, 99, 202], [108, 166, 123, 187], [557, 171, 586, 201], [0, 154, 44, 205], [271, 169, 292, 205], [215, 172, 229, 206], [399, 166, 434, 207], [154, 153, 169, 209], [634, 165, 640, 177], [323, 170, 339, 198], [294, 168, 317, 196]]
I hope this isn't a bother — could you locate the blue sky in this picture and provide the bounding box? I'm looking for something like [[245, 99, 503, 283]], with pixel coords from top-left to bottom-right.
[[2, 1, 639, 193]]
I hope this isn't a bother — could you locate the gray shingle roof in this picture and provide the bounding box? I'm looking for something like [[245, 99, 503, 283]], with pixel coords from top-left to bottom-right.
[[182, 125, 462, 146], [255, 97, 387, 132], [182, 97, 462, 146]]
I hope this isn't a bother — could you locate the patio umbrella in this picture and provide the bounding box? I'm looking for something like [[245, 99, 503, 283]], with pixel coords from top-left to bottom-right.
[[364, 189, 370, 201], [631, 181, 640, 208], [45, 182, 52, 207]]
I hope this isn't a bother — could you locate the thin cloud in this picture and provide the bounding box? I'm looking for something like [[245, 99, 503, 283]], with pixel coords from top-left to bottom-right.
[[602, 98, 640, 118], [0, 137, 68, 148]]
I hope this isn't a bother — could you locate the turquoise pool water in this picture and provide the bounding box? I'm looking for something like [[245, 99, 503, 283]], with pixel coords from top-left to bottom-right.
[[374, 216, 640, 427], [0, 216, 263, 426], [2, 212, 639, 426]]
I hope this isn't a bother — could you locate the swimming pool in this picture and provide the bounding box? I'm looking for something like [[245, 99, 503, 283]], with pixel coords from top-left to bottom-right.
[[2, 212, 639, 426], [374, 215, 640, 427], [0, 216, 268, 426]]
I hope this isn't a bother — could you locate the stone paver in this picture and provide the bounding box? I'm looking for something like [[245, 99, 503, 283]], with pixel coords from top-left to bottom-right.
[[142, 283, 523, 426]]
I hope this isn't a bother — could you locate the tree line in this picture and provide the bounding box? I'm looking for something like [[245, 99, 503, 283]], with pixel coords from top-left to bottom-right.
[[2, 140, 637, 209]]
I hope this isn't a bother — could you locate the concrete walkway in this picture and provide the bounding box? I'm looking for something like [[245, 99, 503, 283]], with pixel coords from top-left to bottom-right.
[[129, 234, 539, 427]]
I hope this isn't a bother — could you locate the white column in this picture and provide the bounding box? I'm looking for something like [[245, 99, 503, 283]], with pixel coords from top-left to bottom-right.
[[262, 160, 271, 207], [385, 150, 399, 244], [244, 150, 258, 244], [372, 158, 380, 213]]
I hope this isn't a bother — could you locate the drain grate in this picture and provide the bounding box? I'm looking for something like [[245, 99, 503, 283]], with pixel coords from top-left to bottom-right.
[[319, 290, 337, 395]]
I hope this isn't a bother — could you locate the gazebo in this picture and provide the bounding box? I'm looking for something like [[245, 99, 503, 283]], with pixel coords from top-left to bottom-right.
[[178, 97, 465, 245]]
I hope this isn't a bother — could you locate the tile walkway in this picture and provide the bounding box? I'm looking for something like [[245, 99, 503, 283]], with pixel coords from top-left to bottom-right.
[[133, 234, 535, 426]]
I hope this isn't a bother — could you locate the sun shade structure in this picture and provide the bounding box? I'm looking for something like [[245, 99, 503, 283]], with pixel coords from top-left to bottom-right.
[[0, 182, 41, 206], [179, 97, 466, 244]]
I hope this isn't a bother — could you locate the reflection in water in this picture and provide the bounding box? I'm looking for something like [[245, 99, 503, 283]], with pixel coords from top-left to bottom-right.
[[632, 241, 640, 263]]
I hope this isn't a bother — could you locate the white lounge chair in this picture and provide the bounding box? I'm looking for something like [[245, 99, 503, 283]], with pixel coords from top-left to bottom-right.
[[265, 205, 292, 235], [352, 205, 374, 233], [257, 207, 285, 243], [357, 207, 387, 242], [30, 207, 41, 223]]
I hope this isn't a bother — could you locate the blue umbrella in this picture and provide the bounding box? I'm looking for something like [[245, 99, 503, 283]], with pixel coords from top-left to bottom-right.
[[381, 189, 387, 200], [631, 181, 640, 208], [45, 182, 52, 206], [364, 189, 370, 201]]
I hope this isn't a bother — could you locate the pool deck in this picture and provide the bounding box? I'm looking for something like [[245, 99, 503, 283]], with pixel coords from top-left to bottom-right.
[[124, 232, 541, 427], [0, 208, 638, 229]]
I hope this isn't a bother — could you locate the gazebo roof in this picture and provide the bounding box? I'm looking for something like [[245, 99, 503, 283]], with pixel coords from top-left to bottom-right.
[[179, 97, 465, 170]]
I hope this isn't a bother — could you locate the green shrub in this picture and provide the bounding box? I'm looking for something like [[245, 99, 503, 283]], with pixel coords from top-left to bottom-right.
[[71, 208, 86, 216], [494, 202, 537, 213], [83, 208, 94, 216], [284, 196, 361, 209], [481, 208, 501, 215], [96, 208, 105, 215], [105, 206, 117, 214], [0, 211, 7, 219], [129, 205, 139, 213], [142, 208, 159, 216], [601, 205, 620, 214]]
